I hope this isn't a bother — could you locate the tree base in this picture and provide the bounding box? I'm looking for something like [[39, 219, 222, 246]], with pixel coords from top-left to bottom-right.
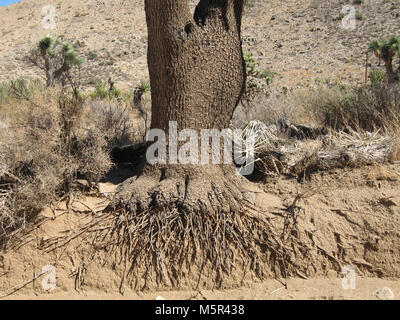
[[109, 165, 252, 215], [91, 164, 298, 290]]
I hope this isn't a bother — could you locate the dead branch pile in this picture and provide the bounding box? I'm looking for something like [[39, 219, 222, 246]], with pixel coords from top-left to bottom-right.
[[242, 120, 396, 177]]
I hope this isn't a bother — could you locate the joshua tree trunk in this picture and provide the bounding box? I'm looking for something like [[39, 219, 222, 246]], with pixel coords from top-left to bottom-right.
[[146, 0, 245, 132], [42, 53, 54, 87], [384, 57, 396, 84], [111, 0, 249, 214]]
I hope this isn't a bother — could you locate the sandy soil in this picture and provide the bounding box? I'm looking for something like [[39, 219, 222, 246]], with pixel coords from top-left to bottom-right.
[[5, 278, 399, 300]]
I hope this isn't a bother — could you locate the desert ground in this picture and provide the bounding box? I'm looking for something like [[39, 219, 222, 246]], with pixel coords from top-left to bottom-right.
[[0, 0, 400, 300]]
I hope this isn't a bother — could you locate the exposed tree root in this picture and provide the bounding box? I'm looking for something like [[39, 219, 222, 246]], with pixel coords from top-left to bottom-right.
[[103, 206, 299, 290], [46, 205, 298, 291], [40, 165, 307, 290]]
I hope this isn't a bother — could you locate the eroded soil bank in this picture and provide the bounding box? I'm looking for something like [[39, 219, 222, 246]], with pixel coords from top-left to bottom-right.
[[0, 163, 399, 299]]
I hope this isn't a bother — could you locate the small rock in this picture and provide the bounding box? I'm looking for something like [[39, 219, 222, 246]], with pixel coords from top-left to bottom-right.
[[374, 287, 395, 300], [155, 296, 165, 300]]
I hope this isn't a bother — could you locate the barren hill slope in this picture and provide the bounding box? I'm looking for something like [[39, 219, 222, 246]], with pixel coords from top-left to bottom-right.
[[1, 0, 399, 90]]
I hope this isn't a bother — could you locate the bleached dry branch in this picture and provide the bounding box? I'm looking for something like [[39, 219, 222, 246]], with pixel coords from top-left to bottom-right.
[[241, 120, 396, 177]]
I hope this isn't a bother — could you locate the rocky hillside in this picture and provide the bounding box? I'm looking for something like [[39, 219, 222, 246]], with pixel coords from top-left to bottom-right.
[[0, 0, 399, 91]]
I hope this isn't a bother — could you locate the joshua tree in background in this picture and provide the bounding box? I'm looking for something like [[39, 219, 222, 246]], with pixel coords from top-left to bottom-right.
[[27, 34, 82, 87], [369, 36, 400, 83]]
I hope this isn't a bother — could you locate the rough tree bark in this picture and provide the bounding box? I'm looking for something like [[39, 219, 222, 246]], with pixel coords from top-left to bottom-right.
[[111, 0, 251, 214], [146, 0, 246, 132]]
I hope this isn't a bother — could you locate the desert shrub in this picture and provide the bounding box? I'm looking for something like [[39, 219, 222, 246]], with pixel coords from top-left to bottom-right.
[[90, 81, 121, 100], [369, 69, 386, 86], [232, 89, 305, 129], [0, 85, 112, 245], [132, 80, 151, 138], [0, 82, 10, 105], [85, 100, 138, 149], [0, 79, 45, 107], [234, 81, 400, 145], [90, 82, 109, 99], [73, 126, 113, 183], [302, 83, 400, 132], [243, 50, 275, 84], [88, 50, 98, 60]]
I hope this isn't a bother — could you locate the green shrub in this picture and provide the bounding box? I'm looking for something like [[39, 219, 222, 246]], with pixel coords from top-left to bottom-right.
[[369, 69, 386, 86], [90, 81, 121, 100], [243, 50, 275, 85], [88, 51, 98, 60], [90, 82, 109, 99]]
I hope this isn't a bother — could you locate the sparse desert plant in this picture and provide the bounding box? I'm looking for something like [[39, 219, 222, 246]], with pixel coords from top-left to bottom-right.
[[243, 50, 275, 84], [26, 34, 83, 87], [85, 100, 138, 149], [88, 50, 98, 60], [369, 69, 386, 86], [90, 80, 121, 100], [232, 89, 301, 129], [0, 82, 10, 106], [132, 80, 151, 138], [90, 81, 108, 100], [0, 79, 45, 107]]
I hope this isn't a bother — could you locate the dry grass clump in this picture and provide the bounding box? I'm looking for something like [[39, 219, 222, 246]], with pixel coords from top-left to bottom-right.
[[302, 82, 400, 132], [233, 81, 400, 178], [232, 89, 302, 128], [0, 79, 45, 108]]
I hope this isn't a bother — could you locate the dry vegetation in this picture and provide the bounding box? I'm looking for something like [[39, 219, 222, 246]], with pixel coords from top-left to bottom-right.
[[0, 79, 144, 245], [1, 58, 400, 289], [233, 81, 400, 181]]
